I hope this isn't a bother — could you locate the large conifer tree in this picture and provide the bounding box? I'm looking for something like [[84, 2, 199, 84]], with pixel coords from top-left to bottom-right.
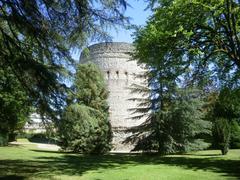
[[0, 0, 128, 124], [59, 63, 111, 154], [0, 0, 127, 121]]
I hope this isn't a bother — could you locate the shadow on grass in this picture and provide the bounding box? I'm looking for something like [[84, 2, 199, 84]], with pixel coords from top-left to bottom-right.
[[0, 150, 239, 179], [0, 175, 25, 180], [185, 153, 221, 157]]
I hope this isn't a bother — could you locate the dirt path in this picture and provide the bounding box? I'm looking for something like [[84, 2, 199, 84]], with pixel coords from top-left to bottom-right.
[[10, 141, 60, 151]]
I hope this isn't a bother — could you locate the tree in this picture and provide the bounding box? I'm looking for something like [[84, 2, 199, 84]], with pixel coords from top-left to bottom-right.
[[214, 88, 240, 119], [133, 0, 240, 87], [0, 66, 31, 145], [59, 63, 111, 154], [69, 63, 109, 111], [213, 118, 231, 155], [230, 120, 240, 148], [0, 0, 128, 124], [131, 88, 211, 154], [133, 0, 240, 154], [59, 104, 111, 154], [212, 88, 240, 154]]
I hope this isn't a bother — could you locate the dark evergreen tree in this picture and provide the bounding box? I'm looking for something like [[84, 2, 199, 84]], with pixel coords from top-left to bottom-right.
[[230, 120, 240, 149], [132, 88, 211, 154], [213, 118, 231, 155], [211, 88, 240, 154], [0, 0, 128, 124], [0, 66, 31, 145], [71, 63, 109, 111]]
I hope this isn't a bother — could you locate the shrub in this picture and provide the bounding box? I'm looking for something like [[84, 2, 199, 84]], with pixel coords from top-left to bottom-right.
[[213, 118, 231, 155], [59, 104, 112, 154], [230, 120, 240, 149]]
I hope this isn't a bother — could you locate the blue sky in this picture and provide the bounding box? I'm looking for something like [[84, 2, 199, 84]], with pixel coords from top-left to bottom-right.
[[110, 0, 152, 43], [72, 1, 152, 61]]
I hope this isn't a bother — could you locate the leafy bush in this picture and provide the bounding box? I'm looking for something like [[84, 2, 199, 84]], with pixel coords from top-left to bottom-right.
[[211, 88, 240, 154], [59, 104, 111, 154], [230, 120, 240, 149], [213, 118, 231, 155]]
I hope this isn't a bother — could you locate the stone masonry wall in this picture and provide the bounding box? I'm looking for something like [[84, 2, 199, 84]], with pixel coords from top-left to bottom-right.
[[80, 42, 147, 152]]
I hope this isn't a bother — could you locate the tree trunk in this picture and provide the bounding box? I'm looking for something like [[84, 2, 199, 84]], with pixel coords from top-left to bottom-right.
[[221, 145, 229, 155]]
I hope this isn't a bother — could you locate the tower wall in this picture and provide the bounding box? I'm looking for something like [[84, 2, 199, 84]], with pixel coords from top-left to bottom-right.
[[80, 42, 147, 151]]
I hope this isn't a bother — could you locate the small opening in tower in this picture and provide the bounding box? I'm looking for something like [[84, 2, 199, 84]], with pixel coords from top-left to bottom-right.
[[125, 72, 128, 81], [107, 71, 110, 79], [116, 71, 119, 78]]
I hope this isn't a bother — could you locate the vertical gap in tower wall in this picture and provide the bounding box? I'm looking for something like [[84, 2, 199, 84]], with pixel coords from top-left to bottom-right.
[[116, 71, 119, 79], [107, 71, 110, 79]]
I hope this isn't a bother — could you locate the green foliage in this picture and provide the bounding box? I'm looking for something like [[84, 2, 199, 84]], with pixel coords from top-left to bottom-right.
[[60, 104, 111, 153], [59, 63, 111, 154], [214, 88, 240, 119], [133, 0, 240, 155], [134, 89, 211, 154], [134, 0, 240, 88], [230, 120, 240, 149], [213, 118, 231, 155], [0, 0, 128, 123], [70, 63, 109, 111], [211, 88, 240, 153], [0, 66, 31, 144]]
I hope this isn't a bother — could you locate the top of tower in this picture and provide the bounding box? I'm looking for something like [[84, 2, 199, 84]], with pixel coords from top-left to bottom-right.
[[86, 42, 134, 53], [80, 42, 135, 63]]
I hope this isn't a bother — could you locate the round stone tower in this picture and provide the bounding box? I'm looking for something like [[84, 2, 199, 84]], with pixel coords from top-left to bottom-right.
[[80, 42, 147, 152]]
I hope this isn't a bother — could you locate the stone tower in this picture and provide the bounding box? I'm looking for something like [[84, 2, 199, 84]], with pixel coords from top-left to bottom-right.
[[80, 42, 147, 152]]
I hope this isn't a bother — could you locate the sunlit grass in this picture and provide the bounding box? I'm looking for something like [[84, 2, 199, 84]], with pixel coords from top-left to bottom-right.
[[0, 144, 239, 180]]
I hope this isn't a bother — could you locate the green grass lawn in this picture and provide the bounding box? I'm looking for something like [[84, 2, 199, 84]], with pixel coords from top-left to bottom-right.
[[0, 143, 239, 180]]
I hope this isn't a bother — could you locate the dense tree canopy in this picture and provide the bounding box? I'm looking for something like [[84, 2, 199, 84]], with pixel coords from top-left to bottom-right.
[[134, 0, 240, 87], [211, 88, 240, 154], [0, 0, 128, 123], [0, 66, 31, 145], [130, 0, 240, 154]]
